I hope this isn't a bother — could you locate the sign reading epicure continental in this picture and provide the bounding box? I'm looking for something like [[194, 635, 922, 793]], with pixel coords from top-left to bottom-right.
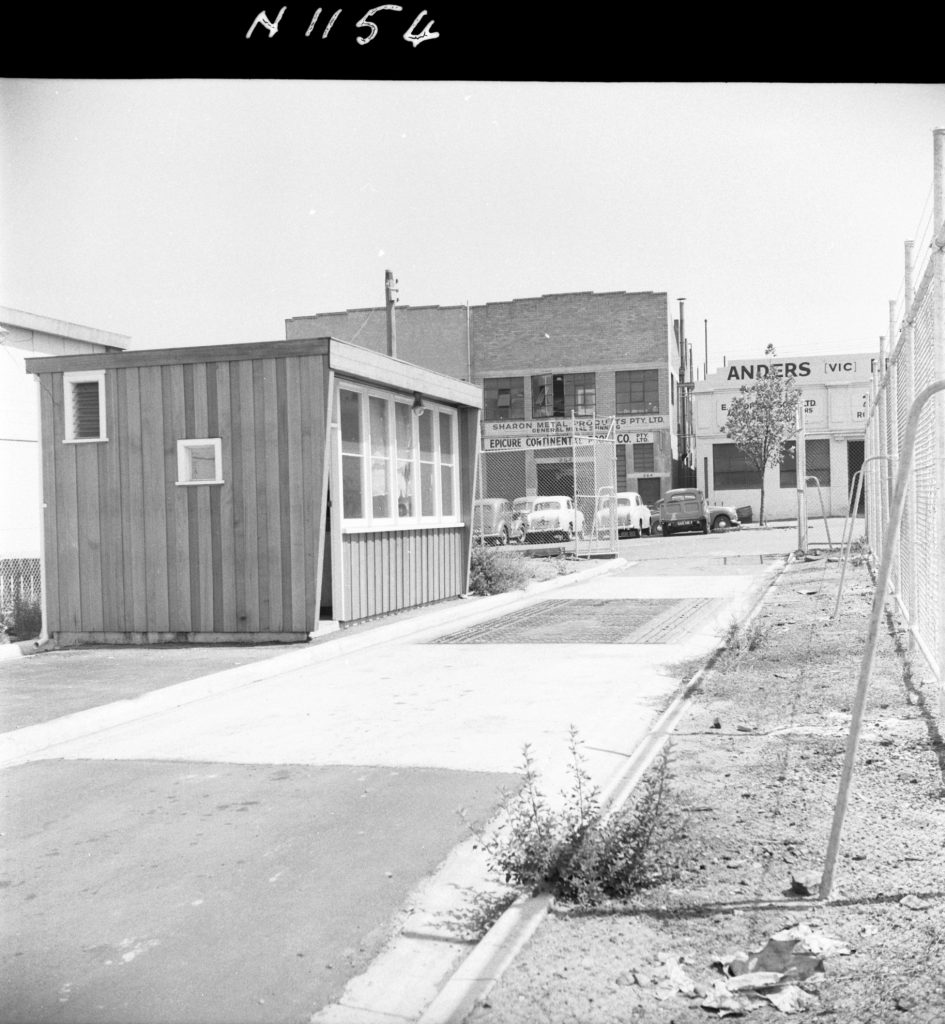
[[482, 415, 667, 438]]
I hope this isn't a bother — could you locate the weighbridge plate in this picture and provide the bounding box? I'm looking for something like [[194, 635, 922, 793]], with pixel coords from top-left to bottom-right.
[[431, 598, 716, 645]]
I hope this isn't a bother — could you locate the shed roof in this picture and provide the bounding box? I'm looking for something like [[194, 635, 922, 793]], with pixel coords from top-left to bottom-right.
[[24, 336, 482, 408], [1, 306, 130, 350]]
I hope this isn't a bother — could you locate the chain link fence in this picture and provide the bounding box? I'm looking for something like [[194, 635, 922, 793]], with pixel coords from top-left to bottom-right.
[[862, 129, 944, 702], [476, 419, 619, 556], [1, 556, 42, 620]]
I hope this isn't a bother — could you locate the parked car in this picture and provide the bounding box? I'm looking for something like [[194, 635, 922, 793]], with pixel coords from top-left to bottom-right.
[[656, 488, 710, 535], [513, 495, 585, 542], [593, 491, 652, 537], [707, 500, 741, 531], [473, 498, 518, 545]]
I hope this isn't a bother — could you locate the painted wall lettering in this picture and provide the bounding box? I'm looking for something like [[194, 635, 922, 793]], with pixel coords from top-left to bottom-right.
[[725, 361, 811, 381]]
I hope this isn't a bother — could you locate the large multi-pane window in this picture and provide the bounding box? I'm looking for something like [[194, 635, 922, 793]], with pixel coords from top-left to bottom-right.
[[632, 442, 655, 473], [483, 377, 525, 420], [615, 369, 660, 415], [530, 372, 596, 418], [779, 439, 832, 488], [338, 384, 460, 527], [713, 443, 762, 490]]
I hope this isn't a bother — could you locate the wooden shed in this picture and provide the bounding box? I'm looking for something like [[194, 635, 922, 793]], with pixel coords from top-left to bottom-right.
[[25, 337, 482, 645]]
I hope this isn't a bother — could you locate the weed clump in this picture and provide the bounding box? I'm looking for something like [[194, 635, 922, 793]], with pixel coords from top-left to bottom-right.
[[1, 595, 42, 642], [472, 728, 686, 906], [723, 617, 770, 657], [468, 546, 529, 596]]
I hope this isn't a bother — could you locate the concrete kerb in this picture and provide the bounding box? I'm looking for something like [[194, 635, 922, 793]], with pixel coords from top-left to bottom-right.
[[0, 637, 47, 663], [415, 552, 795, 1024], [0, 558, 625, 769]]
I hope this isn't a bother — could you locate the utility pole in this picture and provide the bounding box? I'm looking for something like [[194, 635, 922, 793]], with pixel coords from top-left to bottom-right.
[[704, 319, 708, 379], [385, 269, 398, 358], [677, 298, 687, 467]]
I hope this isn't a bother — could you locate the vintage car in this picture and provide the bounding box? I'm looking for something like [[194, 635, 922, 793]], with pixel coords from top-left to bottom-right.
[[656, 489, 742, 535], [513, 495, 585, 542], [593, 491, 652, 538], [707, 500, 741, 531], [472, 498, 518, 545], [656, 488, 710, 535]]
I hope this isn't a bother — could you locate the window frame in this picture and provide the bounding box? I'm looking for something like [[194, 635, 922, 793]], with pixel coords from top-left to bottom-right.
[[483, 376, 525, 420], [530, 372, 596, 419], [713, 442, 763, 490], [632, 442, 655, 473], [335, 382, 462, 533], [176, 437, 224, 486], [780, 438, 832, 488], [63, 370, 107, 443], [615, 368, 661, 416]]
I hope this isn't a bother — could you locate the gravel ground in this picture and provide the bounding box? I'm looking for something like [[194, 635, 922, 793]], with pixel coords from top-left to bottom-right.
[[467, 554, 945, 1024]]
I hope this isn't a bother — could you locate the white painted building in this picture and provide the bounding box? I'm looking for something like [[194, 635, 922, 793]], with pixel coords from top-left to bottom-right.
[[0, 308, 129, 559], [693, 353, 880, 521]]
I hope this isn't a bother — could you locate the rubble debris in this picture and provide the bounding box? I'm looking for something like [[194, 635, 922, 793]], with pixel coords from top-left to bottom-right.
[[789, 871, 821, 896], [702, 923, 852, 1015]]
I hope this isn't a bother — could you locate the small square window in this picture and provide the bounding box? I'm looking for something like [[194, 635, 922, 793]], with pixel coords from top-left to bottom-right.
[[177, 438, 223, 485], [63, 370, 107, 442]]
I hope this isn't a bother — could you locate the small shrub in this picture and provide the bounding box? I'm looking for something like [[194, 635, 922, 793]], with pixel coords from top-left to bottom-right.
[[468, 546, 528, 596], [1, 595, 42, 641], [723, 616, 769, 656], [848, 536, 870, 567], [472, 728, 686, 906]]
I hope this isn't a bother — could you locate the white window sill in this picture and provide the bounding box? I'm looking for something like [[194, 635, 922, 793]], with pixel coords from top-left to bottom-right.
[[340, 521, 465, 535], [63, 437, 108, 444], [175, 480, 225, 487]]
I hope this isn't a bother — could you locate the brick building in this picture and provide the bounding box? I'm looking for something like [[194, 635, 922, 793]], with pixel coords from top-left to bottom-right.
[[286, 289, 692, 507]]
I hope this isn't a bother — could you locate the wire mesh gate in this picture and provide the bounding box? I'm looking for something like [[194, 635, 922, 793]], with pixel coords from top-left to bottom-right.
[[476, 416, 618, 556]]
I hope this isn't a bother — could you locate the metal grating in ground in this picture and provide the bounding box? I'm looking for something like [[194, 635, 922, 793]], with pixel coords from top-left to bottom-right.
[[430, 598, 716, 645]]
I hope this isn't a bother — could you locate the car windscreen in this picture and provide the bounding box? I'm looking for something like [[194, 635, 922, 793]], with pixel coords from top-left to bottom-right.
[[534, 501, 559, 511]]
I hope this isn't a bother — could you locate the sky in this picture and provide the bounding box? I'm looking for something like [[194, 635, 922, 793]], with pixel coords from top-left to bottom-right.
[[2, 80, 943, 373]]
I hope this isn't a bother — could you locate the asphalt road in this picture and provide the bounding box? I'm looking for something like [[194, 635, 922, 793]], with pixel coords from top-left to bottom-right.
[[1, 759, 518, 1024]]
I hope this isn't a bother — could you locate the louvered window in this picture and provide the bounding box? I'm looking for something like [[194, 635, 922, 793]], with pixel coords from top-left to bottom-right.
[[63, 371, 106, 442]]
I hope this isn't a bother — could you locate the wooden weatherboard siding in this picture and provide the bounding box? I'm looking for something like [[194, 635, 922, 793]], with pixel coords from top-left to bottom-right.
[[34, 352, 330, 642], [340, 527, 466, 620]]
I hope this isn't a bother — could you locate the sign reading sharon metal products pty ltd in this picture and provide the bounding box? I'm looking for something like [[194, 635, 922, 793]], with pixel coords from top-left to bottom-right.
[[482, 415, 668, 437]]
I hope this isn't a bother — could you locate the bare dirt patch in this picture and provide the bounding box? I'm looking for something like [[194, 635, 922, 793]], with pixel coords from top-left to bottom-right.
[[467, 556, 945, 1023]]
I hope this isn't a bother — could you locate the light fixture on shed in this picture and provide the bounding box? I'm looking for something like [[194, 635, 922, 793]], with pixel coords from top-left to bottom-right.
[[412, 391, 427, 417]]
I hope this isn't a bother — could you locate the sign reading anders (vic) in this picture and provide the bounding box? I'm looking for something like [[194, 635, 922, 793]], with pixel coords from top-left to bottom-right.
[[716, 356, 883, 384]]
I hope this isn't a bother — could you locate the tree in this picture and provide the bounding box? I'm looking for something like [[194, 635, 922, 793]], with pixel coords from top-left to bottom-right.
[[723, 344, 801, 526]]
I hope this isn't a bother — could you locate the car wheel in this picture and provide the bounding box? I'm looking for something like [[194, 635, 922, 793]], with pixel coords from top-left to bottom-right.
[[701, 518, 709, 534], [498, 525, 509, 545], [643, 524, 651, 535], [713, 514, 731, 531], [566, 524, 575, 541]]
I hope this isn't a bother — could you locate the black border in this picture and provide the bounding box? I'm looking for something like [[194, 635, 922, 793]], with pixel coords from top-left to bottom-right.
[[2, 5, 916, 82]]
